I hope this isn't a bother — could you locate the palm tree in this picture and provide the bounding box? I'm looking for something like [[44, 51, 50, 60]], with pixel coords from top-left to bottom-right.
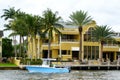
[[1, 7, 21, 57], [37, 31, 46, 59], [1, 7, 44, 59], [10, 17, 28, 57], [92, 25, 114, 62], [1, 7, 20, 20], [42, 9, 64, 58], [69, 10, 92, 60], [31, 15, 43, 59], [24, 14, 43, 59], [3, 22, 18, 57]]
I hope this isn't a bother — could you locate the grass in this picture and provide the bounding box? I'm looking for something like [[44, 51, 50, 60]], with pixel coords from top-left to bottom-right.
[[0, 63, 17, 67]]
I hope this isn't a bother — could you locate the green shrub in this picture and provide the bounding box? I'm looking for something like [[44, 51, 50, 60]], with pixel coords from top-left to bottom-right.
[[20, 58, 43, 65]]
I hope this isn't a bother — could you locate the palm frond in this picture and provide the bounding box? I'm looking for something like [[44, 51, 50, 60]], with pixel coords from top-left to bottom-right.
[[93, 25, 114, 42], [69, 10, 92, 27], [8, 32, 18, 37], [42, 8, 63, 41]]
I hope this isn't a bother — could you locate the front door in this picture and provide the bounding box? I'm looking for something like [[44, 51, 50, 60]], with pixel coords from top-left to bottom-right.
[[72, 51, 79, 60]]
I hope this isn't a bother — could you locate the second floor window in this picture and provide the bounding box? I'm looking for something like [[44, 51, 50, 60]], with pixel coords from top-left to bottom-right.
[[61, 34, 78, 42], [84, 27, 95, 42]]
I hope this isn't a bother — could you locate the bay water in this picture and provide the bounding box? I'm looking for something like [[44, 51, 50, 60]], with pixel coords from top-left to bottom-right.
[[0, 70, 120, 80]]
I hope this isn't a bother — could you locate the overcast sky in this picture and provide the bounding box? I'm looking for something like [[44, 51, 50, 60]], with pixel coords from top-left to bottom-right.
[[0, 0, 120, 38]]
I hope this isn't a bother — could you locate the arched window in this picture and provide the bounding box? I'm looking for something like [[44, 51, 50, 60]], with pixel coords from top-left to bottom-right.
[[84, 27, 95, 41]]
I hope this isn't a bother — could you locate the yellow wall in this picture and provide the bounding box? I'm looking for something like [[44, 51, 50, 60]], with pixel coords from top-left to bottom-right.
[[52, 50, 58, 58], [103, 47, 119, 51], [61, 42, 79, 50]]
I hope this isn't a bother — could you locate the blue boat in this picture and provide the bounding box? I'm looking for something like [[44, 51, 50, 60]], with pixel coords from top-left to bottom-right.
[[26, 66, 70, 73], [25, 58, 70, 73]]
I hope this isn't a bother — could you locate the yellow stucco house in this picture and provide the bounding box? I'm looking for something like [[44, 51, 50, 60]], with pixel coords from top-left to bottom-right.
[[27, 22, 120, 62]]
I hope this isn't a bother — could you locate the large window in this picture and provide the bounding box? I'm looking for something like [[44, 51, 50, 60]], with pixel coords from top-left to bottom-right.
[[61, 34, 77, 42], [60, 50, 71, 55], [84, 46, 99, 60], [84, 27, 95, 41], [61, 50, 67, 55]]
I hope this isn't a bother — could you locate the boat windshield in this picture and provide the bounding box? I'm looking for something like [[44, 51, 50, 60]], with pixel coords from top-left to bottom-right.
[[42, 58, 56, 65]]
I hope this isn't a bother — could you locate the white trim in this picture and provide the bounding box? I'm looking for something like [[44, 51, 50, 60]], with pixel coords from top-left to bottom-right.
[[71, 47, 79, 51]]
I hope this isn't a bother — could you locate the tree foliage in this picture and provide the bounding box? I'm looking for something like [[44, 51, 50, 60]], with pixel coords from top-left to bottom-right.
[[2, 38, 14, 57], [93, 25, 114, 43], [42, 8, 64, 58]]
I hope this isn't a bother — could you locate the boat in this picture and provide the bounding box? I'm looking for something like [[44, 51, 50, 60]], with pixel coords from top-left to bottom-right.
[[25, 58, 70, 73]]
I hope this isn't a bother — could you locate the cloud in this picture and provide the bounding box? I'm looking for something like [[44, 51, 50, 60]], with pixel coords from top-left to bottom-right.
[[0, 0, 120, 37]]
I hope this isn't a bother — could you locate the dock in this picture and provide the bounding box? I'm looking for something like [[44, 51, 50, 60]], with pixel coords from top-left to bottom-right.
[[55, 64, 120, 70], [70, 65, 120, 70], [52, 60, 120, 70], [18, 60, 120, 70]]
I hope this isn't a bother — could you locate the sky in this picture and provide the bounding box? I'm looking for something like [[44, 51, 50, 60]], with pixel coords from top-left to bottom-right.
[[0, 0, 120, 38]]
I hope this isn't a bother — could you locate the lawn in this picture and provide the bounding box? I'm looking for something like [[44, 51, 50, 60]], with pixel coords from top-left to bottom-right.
[[0, 63, 17, 67]]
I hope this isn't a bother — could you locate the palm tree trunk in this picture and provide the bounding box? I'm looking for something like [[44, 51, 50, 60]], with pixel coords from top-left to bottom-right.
[[37, 36, 40, 59], [22, 36, 25, 58], [31, 36, 33, 59], [19, 35, 22, 57], [79, 27, 82, 60], [29, 36, 32, 59], [40, 40, 42, 58], [13, 36, 17, 57], [100, 42, 103, 62], [48, 39, 51, 58], [33, 36, 37, 59]]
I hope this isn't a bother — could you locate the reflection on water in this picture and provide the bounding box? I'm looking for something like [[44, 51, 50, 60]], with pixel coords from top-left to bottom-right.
[[0, 70, 120, 80]]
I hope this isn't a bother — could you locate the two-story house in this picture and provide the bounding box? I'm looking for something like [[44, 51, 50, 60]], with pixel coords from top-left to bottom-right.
[[27, 23, 120, 62]]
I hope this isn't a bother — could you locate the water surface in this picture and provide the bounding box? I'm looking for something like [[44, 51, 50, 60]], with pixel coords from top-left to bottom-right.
[[0, 70, 120, 80]]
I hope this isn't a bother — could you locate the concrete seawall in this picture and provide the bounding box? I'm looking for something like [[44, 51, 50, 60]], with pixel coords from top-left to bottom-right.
[[0, 66, 21, 70]]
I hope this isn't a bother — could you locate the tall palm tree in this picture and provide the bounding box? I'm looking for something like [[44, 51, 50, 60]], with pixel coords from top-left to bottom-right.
[[24, 14, 43, 59], [37, 31, 46, 59], [31, 15, 43, 59], [10, 17, 28, 57], [1, 7, 21, 57], [93, 25, 114, 61], [42, 9, 64, 58], [69, 10, 92, 60], [3, 22, 18, 57]]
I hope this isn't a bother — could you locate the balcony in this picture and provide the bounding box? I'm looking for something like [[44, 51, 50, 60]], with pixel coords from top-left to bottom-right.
[[61, 39, 78, 42], [103, 44, 119, 51], [42, 43, 59, 49], [103, 44, 119, 48], [42, 43, 59, 46]]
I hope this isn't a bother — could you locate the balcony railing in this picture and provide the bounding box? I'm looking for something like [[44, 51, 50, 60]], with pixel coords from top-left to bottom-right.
[[42, 43, 59, 46], [103, 44, 119, 48], [61, 39, 78, 42]]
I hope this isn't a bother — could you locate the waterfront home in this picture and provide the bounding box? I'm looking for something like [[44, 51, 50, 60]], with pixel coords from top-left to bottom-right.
[[27, 22, 120, 62]]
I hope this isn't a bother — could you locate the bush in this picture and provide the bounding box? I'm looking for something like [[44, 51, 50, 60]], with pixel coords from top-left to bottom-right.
[[20, 58, 43, 65]]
